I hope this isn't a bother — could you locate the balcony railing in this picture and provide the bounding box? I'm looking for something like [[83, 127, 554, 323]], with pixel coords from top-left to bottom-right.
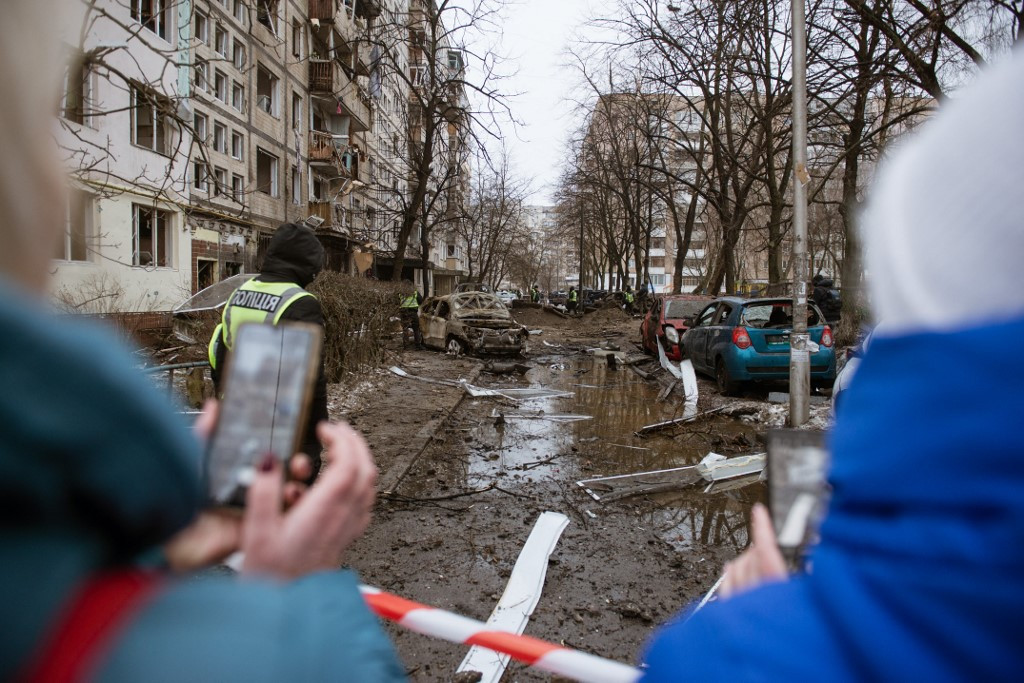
[[309, 60, 334, 93], [309, 130, 341, 165], [308, 0, 335, 22], [308, 201, 350, 234]]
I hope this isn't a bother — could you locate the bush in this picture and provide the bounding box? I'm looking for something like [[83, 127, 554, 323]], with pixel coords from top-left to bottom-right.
[[309, 272, 403, 382]]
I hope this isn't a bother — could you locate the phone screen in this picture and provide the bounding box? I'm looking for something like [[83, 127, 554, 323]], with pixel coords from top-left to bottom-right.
[[766, 429, 830, 558], [205, 322, 322, 506]]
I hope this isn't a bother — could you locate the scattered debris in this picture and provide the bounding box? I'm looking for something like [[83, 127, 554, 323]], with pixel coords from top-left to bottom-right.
[[489, 409, 592, 423], [576, 466, 703, 502], [696, 452, 766, 482], [656, 381, 678, 403], [634, 405, 728, 436], [484, 361, 532, 375], [391, 366, 573, 402], [528, 329, 543, 335], [768, 392, 829, 405], [456, 512, 570, 683]]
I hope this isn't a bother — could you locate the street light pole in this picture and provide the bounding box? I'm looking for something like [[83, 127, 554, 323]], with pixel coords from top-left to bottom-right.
[[789, 0, 810, 426]]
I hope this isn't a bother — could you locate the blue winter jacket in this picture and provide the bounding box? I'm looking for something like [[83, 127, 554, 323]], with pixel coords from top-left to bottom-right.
[[642, 316, 1024, 680], [0, 280, 405, 681]]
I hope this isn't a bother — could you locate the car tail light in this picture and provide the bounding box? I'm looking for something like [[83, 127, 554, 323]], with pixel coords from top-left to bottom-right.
[[732, 327, 752, 350], [822, 325, 834, 348]]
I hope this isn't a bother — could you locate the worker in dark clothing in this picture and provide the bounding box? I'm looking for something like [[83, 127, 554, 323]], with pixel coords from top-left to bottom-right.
[[531, 284, 540, 303], [208, 223, 328, 484], [567, 286, 579, 315], [812, 274, 843, 323], [399, 281, 423, 347]]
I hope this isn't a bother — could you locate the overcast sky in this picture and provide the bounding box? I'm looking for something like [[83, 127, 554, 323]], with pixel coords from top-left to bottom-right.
[[475, 0, 595, 206]]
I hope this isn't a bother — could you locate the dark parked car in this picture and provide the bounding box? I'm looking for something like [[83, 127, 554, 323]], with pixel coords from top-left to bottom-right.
[[419, 291, 527, 356], [640, 294, 715, 361], [681, 297, 837, 394]]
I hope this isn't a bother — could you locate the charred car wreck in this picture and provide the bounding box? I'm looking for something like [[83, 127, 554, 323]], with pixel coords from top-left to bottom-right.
[[419, 291, 528, 356]]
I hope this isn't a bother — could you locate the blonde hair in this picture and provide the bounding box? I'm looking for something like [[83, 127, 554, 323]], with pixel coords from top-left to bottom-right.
[[0, 0, 65, 292]]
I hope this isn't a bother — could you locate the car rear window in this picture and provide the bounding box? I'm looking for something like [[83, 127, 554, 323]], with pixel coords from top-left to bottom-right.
[[665, 299, 708, 319], [741, 302, 820, 328]]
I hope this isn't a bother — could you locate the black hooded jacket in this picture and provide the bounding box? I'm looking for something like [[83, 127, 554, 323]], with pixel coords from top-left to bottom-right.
[[214, 224, 328, 477]]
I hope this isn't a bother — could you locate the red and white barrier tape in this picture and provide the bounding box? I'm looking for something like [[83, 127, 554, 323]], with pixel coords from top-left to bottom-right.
[[359, 585, 642, 683]]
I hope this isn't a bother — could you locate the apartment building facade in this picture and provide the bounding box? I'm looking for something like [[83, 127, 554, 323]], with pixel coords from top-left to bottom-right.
[[52, 0, 470, 316]]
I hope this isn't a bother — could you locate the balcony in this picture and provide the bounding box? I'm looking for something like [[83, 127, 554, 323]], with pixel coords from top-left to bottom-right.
[[308, 0, 336, 23], [308, 200, 350, 234], [309, 130, 344, 170], [308, 60, 371, 132]]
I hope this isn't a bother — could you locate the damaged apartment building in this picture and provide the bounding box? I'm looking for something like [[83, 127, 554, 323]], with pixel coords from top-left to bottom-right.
[[51, 0, 471, 319]]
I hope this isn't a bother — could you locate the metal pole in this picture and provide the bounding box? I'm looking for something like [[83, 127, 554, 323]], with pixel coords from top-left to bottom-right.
[[789, 0, 810, 427], [579, 204, 585, 301]]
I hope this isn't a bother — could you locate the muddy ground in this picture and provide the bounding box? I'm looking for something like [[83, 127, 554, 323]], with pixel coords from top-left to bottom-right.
[[321, 303, 832, 680]]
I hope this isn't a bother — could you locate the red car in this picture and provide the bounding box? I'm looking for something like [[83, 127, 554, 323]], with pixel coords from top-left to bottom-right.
[[640, 294, 715, 361]]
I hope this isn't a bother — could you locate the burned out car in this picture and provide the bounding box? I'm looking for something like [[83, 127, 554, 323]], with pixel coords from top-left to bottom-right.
[[419, 291, 528, 356]]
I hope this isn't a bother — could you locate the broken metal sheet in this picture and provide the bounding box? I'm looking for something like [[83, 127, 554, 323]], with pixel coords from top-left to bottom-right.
[[457, 512, 570, 683], [697, 452, 766, 482], [172, 273, 255, 314], [391, 366, 573, 402], [656, 340, 699, 408], [528, 329, 543, 335], [576, 465, 703, 502], [702, 472, 764, 494], [634, 405, 728, 436], [490, 409, 591, 423], [467, 385, 574, 401]]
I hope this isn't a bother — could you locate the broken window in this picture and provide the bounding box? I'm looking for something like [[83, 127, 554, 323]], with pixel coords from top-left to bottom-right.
[[193, 162, 209, 192], [213, 167, 227, 196], [232, 173, 244, 202], [213, 121, 227, 153], [231, 130, 243, 159], [233, 0, 248, 23], [256, 0, 279, 34], [132, 204, 172, 267], [131, 0, 170, 41], [291, 18, 303, 59], [256, 148, 278, 196], [214, 70, 228, 102], [215, 25, 230, 56], [231, 81, 244, 111], [196, 258, 217, 290], [290, 165, 301, 204], [195, 11, 209, 44], [447, 50, 464, 72], [193, 112, 207, 143], [194, 61, 209, 92], [131, 86, 172, 156], [61, 56, 91, 125], [233, 42, 247, 70], [291, 92, 302, 129], [56, 189, 91, 262], [256, 64, 279, 116]]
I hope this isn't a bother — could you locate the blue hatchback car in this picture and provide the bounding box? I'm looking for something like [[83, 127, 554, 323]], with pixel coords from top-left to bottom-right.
[[680, 297, 837, 395]]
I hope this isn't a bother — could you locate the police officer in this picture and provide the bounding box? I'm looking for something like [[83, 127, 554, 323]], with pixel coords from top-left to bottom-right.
[[399, 280, 423, 347], [567, 286, 578, 315], [624, 285, 636, 315], [531, 284, 540, 303], [208, 223, 328, 484]]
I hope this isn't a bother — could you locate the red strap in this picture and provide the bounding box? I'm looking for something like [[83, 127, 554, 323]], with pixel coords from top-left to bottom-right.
[[22, 571, 161, 683]]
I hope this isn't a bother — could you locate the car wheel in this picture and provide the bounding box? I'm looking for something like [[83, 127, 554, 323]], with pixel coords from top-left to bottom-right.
[[446, 336, 466, 356], [716, 358, 741, 396]]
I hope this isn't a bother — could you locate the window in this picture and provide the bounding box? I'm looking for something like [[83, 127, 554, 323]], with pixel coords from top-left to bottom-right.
[[290, 165, 300, 204], [256, 148, 278, 196], [446, 243, 457, 259], [132, 204, 172, 267], [291, 19, 303, 59], [447, 50, 463, 71], [256, 64, 279, 116], [61, 58, 91, 125], [131, 0, 170, 41], [291, 92, 301, 129], [650, 256, 665, 268], [131, 86, 171, 155], [256, 0, 279, 34], [231, 131, 243, 159], [213, 122, 227, 153], [233, 43, 246, 70], [193, 112, 207, 143], [195, 11, 209, 44], [214, 70, 228, 101], [193, 162, 209, 192], [232, 174, 244, 202], [233, 0, 248, 23], [215, 25, 229, 57], [231, 81, 244, 111], [194, 61, 209, 92], [652, 237, 665, 250], [56, 190, 91, 261], [214, 167, 227, 196]]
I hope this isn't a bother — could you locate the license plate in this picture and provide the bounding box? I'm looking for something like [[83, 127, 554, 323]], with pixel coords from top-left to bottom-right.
[[769, 334, 790, 344]]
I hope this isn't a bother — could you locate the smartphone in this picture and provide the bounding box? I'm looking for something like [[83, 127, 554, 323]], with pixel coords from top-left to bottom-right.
[[204, 322, 323, 506], [766, 429, 830, 559]]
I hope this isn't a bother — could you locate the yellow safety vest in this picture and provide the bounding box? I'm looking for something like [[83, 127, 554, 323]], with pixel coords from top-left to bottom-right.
[[625, 291, 635, 303], [400, 294, 420, 309], [208, 279, 314, 367], [569, 290, 578, 302]]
